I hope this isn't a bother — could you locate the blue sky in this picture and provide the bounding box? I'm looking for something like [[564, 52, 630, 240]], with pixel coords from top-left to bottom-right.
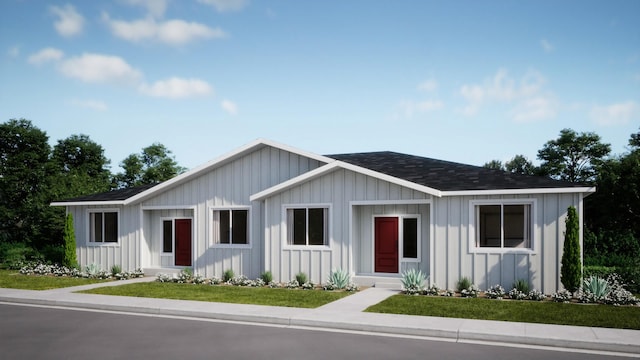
[[1, 0, 638, 172]]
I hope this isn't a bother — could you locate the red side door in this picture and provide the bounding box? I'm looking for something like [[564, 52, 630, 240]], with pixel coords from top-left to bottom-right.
[[174, 219, 192, 267], [375, 217, 398, 273]]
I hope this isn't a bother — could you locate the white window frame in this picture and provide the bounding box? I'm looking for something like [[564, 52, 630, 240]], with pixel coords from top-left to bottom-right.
[[210, 206, 252, 249], [283, 204, 331, 249], [469, 199, 537, 254], [87, 208, 120, 246]]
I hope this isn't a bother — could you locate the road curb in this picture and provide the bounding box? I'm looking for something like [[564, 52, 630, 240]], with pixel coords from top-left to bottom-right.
[[1, 294, 639, 356]]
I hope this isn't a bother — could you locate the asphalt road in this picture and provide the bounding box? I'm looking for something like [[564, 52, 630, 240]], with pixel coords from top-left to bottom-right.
[[0, 303, 632, 360]]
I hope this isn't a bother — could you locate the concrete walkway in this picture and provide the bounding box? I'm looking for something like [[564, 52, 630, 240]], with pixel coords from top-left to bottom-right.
[[1, 278, 639, 357]]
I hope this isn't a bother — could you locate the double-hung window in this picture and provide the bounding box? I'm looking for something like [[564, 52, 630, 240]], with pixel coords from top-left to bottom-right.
[[89, 211, 118, 243], [212, 209, 249, 245], [472, 201, 533, 250], [287, 207, 328, 246]]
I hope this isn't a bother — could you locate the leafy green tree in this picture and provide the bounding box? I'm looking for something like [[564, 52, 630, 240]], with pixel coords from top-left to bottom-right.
[[62, 213, 77, 268], [561, 206, 582, 293], [483, 160, 504, 170], [0, 119, 53, 247], [50, 134, 113, 199], [537, 128, 610, 183], [505, 155, 537, 175], [114, 143, 186, 188]]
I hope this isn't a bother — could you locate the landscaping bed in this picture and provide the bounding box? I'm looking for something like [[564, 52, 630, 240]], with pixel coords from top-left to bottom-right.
[[0, 269, 108, 290]]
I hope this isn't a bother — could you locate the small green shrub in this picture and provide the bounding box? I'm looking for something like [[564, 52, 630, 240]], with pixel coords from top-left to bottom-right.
[[513, 279, 530, 294], [582, 275, 610, 302], [456, 276, 471, 292], [0, 242, 37, 269], [400, 268, 426, 295], [260, 271, 273, 283], [325, 268, 350, 290], [295, 272, 307, 285], [111, 264, 122, 275], [85, 263, 101, 277], [561, 206, 582, 293], [62, 213, 77, 269], [223, 269, 234, 282]]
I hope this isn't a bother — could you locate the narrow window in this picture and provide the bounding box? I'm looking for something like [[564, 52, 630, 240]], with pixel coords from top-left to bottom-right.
[[162, 220, 173, 253], [403, 218, 418, 259], [219, 210, 231, 244]]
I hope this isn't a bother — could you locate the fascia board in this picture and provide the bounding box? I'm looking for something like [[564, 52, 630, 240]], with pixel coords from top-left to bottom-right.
[[441, 186, 596, 197], [50, 201, 125, 207]]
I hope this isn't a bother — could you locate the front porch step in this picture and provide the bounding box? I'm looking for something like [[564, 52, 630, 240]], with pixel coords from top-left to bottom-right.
[[143, 268, 183, 276], [374, 281, 403, 290]]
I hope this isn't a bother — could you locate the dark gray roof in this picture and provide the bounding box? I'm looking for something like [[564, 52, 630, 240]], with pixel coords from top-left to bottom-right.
[[327, 151, 583, 191], [54, 183, 160, 203]]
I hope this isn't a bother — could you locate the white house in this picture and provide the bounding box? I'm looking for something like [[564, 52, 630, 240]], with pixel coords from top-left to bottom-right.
[[51, 139, 594, 292]]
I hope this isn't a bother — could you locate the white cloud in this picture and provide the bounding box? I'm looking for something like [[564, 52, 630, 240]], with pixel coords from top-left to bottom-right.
[[103, 14, 226, 45], [58, 53, 142, 84], [540, 39, 554, 53], [50, 4, 85, 37], [417, 79, 438, 92], [197, 0, 248, 12], [139, 77, 213, 98], [28, 47, 65, 65], [71, 99, 108, 111], [221, 99, 238, 115], [590, 101, 639, 126], [398, 99, 443, 118], [457, 69, 556, 122], [121, 0, 169, 18]]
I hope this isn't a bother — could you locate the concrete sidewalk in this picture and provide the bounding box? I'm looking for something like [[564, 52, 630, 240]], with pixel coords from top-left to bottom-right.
[[1, 278, 639, 357]]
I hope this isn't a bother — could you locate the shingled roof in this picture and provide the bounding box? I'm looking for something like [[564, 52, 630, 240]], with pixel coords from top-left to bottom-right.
[[53, 183, 159, 203], [327, 151, 583, 192]]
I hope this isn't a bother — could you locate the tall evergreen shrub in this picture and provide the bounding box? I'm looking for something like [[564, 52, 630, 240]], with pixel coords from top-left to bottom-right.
[[561, 206, 582, 293], [63, 213, 77, 268]]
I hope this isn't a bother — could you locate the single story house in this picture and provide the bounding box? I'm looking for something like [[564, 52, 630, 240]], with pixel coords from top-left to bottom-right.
[[51, 139, 594, 292]]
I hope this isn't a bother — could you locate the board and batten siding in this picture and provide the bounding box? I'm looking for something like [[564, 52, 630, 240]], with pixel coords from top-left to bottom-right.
[[430, 192, 584, 293], [263, 168, 431, 284], [67, 204, 142, 272], [136, 146, 324, 279]]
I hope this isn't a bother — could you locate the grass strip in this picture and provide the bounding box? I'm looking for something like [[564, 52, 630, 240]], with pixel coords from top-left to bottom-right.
[[80, 282, 352, 308], [366, 295, 640, 330], [0, 270, 107, 290]]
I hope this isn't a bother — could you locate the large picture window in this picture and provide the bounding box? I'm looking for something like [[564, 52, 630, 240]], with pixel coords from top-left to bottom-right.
[[212, 209, 248, 245], [287, 207, 328, 246], [90, 211, 118, 243], [475, 203, 532, 249]]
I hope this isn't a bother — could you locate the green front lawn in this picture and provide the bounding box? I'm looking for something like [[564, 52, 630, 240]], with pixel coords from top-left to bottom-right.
[[366, 295, 640, 330], [0, 270, 107, 290], [80, 282, 352, 308]]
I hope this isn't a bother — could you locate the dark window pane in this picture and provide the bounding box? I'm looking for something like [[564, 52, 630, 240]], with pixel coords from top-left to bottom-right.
[[232, 210, 248, 244], [504, 205, 529, 248], [308, 208, 325, 245], [163, 220, 172, 253], [219, 210, 230, 244], [478, 205, 500, 247], [292, 209, 306, 245], [403, 218, 418, 258], [104, 212, 118, 242], [93, 213, 102, 242]]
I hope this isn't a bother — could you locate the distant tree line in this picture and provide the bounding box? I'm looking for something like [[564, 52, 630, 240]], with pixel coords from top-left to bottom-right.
[[0, 119, 185, 264]]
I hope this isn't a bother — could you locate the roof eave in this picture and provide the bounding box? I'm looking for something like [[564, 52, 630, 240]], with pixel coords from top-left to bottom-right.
[[50, 200, 126, 207], [441, 186, 596, 197]]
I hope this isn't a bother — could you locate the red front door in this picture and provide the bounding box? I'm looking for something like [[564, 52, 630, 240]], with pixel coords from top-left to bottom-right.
[[375, 217, 398, 273], [174, 219, 192, 267]]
